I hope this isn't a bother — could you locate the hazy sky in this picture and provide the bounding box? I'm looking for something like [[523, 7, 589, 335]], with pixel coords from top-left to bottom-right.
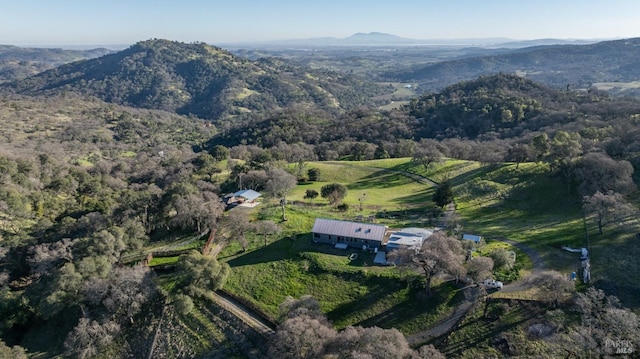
[[1, 0, 639, 47]]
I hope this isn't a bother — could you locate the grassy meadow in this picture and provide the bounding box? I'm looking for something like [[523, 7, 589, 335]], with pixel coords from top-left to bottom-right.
[[214, 156, 640, 337]]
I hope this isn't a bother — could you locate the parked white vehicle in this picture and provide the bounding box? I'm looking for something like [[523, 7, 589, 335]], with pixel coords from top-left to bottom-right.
[[482, 279, 503, 290]]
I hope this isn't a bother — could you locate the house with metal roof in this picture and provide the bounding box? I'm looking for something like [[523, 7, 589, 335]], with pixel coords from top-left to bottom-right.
[[312, 218, 388, 250], [223, 189, 262, 209], [233, 189, 262, 202]]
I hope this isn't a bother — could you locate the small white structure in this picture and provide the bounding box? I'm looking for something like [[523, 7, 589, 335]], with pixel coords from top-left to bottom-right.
[[233, 189, 262, 203], [463, 234, 482, 243]]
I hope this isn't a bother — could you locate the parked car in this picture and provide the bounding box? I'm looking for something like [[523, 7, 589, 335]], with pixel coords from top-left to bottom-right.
[[482, 279, 503, 290]]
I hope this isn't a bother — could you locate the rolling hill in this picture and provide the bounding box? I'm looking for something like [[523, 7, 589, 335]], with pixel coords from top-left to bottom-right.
[[3, 39, 390, 121], [0, 45, 112, 83], [383, 37, 640, 94]]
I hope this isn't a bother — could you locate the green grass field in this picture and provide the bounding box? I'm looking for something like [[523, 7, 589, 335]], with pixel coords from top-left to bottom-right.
[[210, 156, 640, 337]]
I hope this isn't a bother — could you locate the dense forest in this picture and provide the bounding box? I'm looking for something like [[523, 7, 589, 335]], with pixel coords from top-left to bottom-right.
[[1, 39, 640, 357]]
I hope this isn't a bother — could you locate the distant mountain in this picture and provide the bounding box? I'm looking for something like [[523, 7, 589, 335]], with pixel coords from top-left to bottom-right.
[[0, 45, 112, 83], [382, 37, 640, 93], [494, 38, 600, 49], [229, 32, 515, 48], [3, 39, 389, 120], [340, 32, 418, 45]]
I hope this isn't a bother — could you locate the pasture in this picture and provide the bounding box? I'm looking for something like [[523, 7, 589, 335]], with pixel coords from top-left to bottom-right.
[[218, 156, 640, 337]]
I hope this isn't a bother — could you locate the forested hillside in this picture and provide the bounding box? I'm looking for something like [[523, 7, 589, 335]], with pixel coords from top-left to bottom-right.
[[212, 74, 640, 165], [3, 39, 390, 120], [0, 94, 262, 356]]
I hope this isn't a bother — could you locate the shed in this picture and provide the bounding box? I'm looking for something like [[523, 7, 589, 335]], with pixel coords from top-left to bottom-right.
[[233, 189, 262, 202], [462, 234, 482, 243]]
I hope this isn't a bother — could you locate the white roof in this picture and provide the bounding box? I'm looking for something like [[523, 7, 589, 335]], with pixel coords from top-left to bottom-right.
[[312, 218, 387, 242], [233, 189, 262, 201], [463, 234, 482, 242], [399, 227, 434, 239], [387, 232, 424, 250]]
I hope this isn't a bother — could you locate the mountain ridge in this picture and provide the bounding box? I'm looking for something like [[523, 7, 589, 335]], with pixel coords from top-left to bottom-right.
[[3, 39, 389, 120], [223, 32, 601, 48], [383, 37, 640, 93]]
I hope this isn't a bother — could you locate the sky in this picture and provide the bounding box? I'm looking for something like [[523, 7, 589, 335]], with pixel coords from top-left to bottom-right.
[[1, 0, 639, 47]]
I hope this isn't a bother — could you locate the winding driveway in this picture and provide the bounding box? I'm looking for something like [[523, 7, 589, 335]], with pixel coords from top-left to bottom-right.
[[490, 237, 546, 293]]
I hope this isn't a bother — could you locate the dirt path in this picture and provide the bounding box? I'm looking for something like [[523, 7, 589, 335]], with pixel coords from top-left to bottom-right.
[[490, 237, 545, 293], [211, 291, 275, 337], [407, 285, 479, 347]]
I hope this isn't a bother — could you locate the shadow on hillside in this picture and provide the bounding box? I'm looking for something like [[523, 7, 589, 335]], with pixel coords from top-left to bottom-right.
[[349, 169, 417, 190], [227, 233, 381, 268], [225, 234, 311, 267], [328, 281, 462, 330], [442, 301, 539, 356]]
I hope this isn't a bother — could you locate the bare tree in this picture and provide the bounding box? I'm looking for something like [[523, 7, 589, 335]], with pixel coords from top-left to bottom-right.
[[101, 266, 156, 323], [27, 238, 76, 277], [466, 256, 494, 283], [583, 191, 636, 234], [241, 169, 268, 191], [412, 139, 443, 175], [328, 326, 415, 359], [390, 232, 465, 296], [220, 210, 252, 251], [268, 315, 336, 359], [270, 295, 445, 359], [279, 295, 326, 322], [265, 168, 297, 221], [64, 317, 120, 359], [171, 192, 224, 233], [507, 143, 532, 169], [489, 248, 515, 270], [256, 220, 281, 247], [554, 288, 640, 357], [414, 344, 446, 359], [530, 270, 574, 308], [575, 152, 635, 197]]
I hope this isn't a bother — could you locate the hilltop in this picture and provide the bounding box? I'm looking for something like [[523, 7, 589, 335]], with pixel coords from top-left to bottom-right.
[[3, 39, 389, 120]]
